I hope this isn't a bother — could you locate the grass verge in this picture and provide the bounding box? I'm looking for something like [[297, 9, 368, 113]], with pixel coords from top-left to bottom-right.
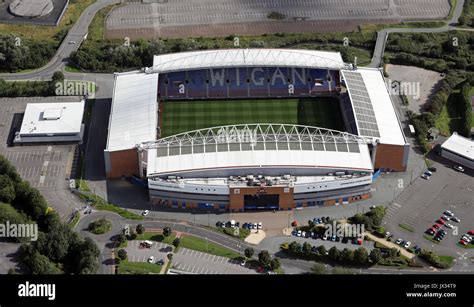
[[135, 232, 176, 245], [77, 192, 143, 220], [398, 223, 415, 233], [117, 260, 162, 274], [180, 235, 240, 258]]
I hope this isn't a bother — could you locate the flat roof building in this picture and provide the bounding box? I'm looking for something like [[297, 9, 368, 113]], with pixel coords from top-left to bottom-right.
[[440, 132, 474, 169], [14, 99, 85, 144]]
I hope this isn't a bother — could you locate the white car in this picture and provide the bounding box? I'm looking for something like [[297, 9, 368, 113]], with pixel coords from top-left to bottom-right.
[[451, 217, 461, 223], [240, 260, 246, 266], [68, 41, 76, 44], [445, 223, 454, 229], [453, 165, 464, 172], [322, 235, 328, 241], [395, 238, 403, 245], [301, 231, 306, 238], [297, 230, 302, 237], [147, 256, 155, 263], [257, 222, 263, 229], [252, 223, 258, 229], [403, 241, 411, 249], [142, 210, 149, 216], [421, 174, 430, 180], [462, 235, 472, 243]]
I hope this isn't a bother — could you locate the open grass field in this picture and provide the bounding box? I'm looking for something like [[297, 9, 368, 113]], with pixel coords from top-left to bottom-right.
[[161, 97, 345, 137]]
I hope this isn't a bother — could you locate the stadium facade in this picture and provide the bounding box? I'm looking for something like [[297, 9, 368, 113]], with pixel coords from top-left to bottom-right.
[[105, 49, 409, 212]]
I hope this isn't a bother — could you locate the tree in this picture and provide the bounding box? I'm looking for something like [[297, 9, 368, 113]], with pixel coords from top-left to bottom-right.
[[172, 238, 180, 248], [51, 71, 64, 83], [244, 248, 254, 258], [27, 252, 61, 274], [311, 263, 326, 274], [0, 175, 15, 203], [136, 224, 145, 234], [258, 250, 271, 266], [289, 241, 302, 254], [163, 227, 171, 237], [328, 246, 340, 261], [117, 249, 127, 261], [302, 242, 312, 256], [116, 233, 126, 245], [316, 245, 327, 256], [370, 249, 382, 264], [354, 247, 369, 265], [341, 248, 354, 263], [389, 248, 398, 258], [167, 253, 173, 260], [270, 258, 280, 271]]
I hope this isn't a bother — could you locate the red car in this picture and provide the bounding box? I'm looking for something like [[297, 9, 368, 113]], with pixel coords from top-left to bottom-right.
[[432, 224, 441, 230], [459, 240, 468, 246], [291, 221, 298, 227], [468, 230, 474, 236], [357, 239, 363, 245], [437, 219, 446, 225]]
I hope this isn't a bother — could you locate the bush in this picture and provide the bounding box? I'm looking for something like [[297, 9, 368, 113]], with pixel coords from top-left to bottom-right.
[[136, 224, 145, 234], [244, 248, 254, 258], [88, 218, 112, 234], [172, 238, 181, 248], [117, 249, 127, 261]]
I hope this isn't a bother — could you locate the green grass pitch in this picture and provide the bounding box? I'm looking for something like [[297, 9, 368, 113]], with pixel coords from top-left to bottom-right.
[[160, 97, 345, 137]]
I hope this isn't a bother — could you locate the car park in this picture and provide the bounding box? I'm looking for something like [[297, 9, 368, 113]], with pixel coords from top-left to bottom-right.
[[451, 217, 460, 223], [453, 165, 464, 172]]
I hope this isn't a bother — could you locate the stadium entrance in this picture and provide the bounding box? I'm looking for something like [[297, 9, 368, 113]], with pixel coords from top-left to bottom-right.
[[244, 194, 279, 211], [229, 186, 294, 212]]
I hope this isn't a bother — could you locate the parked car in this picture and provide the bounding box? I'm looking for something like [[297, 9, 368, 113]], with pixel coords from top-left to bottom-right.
[[257, 222, 263, 229], [432, 224, 441, 230], [147, 256, 155, 263], [235, 222, 240, 228], [291, 230, 297, 236], [459, 240, 468, 246], [441, 215, 450, 221], [322, 235, 328, 241], [426, 229, 436, 235], [395, 238, 403, 245], [424, 170, 433, 176], [428, 166, 437, 172], [437, 219, 446, 225], [301, 231, 307, 238], [468, 230, 474, 236], [404, 241, 411, 248], [421, 174, 430, 180], [342, 237, 349, 243], [240, 260, 246, 266], [216, 221, 222, 227], [253, 223, 257, 229], [445, 223, 454, 229], [453, 165, 464, 172], [157, 259, 164, 265], [451, 217, 460, 223], [297, 230, 302, 237], [330, 236, 336, 242], [444, 210, 454, 217], [291, 221, 298, 227], [142, 210, 149, 216]]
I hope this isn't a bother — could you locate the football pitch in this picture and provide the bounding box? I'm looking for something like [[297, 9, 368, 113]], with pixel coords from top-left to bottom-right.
[[160, 97, 345, 137]]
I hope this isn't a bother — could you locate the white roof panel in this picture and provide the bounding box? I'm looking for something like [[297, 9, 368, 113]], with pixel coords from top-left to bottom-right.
[[148, 147, 373, 176], [342, 68, 406, 146], [441, 132, 474, 160], [152, 49, 348, 73], [106, 71, 158, 152], [19, 101, 84, 136]]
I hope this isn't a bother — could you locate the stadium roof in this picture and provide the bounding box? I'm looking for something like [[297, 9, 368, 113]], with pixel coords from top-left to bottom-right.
[[341, 68, 406, 146], [19, 100, 84, 136], [441, 132, 474, 161], [142, 124, 373, 177], [151, 49, 350, 73], [106, 71, 159, 152]]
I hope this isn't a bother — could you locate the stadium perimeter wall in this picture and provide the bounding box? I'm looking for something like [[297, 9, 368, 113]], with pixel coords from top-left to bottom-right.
[[105, 148, 139, 178]]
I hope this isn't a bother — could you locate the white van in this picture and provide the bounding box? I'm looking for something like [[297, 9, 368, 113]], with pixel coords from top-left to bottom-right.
[[230, 220, 236, 228]]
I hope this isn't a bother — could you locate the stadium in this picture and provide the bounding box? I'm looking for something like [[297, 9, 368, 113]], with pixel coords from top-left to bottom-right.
[[104, 49, 409, 212]]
